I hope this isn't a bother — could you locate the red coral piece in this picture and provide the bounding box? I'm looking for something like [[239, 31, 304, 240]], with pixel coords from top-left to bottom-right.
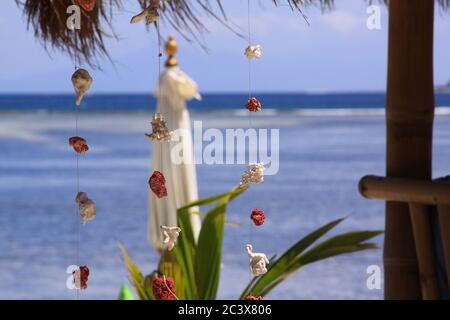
[[250, 209, 265, 226], [69, 136, 89, 154], [75, 0, 96, 12], [73, 266, 90, 290], [245, 295, 263, 300], [149, 171, 168, 198], [152, 277, 177, 300], [245, 97, 261, 112]]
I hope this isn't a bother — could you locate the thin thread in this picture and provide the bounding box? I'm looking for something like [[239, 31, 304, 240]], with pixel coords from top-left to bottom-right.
[[247, 0, 253, 281], [75, 106, 80, 300], [156, 23, 163, 173], [247, 0, 253, 128], [163, 275, 179, 300], [73, 27, 81, 300]]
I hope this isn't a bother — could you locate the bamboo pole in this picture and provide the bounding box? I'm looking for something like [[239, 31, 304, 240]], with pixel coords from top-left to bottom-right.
[[385, 0, 435, 299], [359, 175, 450, 205], [437, 205, 450, 290], [408, 204, 440, 299]]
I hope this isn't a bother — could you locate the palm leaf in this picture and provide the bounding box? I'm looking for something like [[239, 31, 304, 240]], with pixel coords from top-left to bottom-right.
[[118, 284, 135, 300], [241, 220, 383, 298], [240, 217, 345, 299], [118, 242, 152, 300], [158, 250, 186, 300], [296, 230, 383, 265], [174, 186, 246, 299], [195, 194, 232, 300]]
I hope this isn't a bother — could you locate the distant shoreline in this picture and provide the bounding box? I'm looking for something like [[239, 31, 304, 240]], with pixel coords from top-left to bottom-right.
[[1, 92, 450, 113]]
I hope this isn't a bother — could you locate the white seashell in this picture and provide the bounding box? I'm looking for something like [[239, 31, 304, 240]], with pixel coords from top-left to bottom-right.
[[71, 69, 93, 106], [160, 225, 181, 251], [75, 192, 96, 225], [244, 45, 262, 59]]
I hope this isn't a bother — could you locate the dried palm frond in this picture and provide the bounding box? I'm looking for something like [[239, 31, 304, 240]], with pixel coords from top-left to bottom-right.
[[16, 0, 120, 67], [16, 0, 450, 67]]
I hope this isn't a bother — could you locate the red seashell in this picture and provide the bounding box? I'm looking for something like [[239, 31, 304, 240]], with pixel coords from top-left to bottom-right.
[[250, 209, 265, 226], [152, 277, 177, 300], [73, 265, 90, 290], [245, 295, 263, 300], [75, 0, 96, 12], [69, 136, 89, 154], [245, 97, 261, 112], [149, 171, 168, 198]]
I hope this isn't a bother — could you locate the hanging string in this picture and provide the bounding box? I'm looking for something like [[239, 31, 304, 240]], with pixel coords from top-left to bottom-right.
[[247, 0, 254, 280], [72, 26, 81, 300], [156, 22, 163, 173], [247, 0, 253, 128], [155, 21, 168, 277]]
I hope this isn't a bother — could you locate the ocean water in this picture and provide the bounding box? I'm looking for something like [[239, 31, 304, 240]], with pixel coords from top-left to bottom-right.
[[1, 93, 449, 300], [2, 92, 450, 113]]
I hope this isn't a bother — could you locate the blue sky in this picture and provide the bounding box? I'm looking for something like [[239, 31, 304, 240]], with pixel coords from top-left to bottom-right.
[[1, 1, 450, 93]]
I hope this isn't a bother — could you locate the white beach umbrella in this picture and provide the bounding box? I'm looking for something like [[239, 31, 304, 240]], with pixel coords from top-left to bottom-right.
[[148, 37, 201, 250]]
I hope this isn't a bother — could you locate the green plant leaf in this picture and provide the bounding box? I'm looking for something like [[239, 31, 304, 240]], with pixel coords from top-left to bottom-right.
[[158, 250, 186, 300], [192, 211, 240, 227], [177, 188, 240, 212], [240, 220, 383, 298], [240, 217, 345, 299], [296, 231, 383, 265], [118, 284, 135, 300], [172, 203, 203, 299], [118, 242, 152, 300], [174, 186, 246, 299], [257, 242, 379, 297], [195, 194, 232, 300]]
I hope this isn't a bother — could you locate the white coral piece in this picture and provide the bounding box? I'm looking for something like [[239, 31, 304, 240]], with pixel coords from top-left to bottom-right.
[[240, 163, 265, 187], [244, 45, 262, 59], [160, 225, 181, 251], [145, 113, 172, 142], [246, 244, 269, 277]]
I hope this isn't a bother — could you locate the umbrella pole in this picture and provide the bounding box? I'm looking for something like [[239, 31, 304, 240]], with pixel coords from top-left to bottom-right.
[[385, 0, 435, 299]]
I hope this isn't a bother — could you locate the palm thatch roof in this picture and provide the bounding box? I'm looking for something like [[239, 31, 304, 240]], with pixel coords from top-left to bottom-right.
[[15, 0, 450, 67]]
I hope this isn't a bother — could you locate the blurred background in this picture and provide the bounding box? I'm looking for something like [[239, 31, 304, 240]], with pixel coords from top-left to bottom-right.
[[1, 0, 450, 299]]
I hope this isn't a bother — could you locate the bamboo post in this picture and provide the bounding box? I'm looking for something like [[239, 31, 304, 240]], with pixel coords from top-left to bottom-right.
[[437, 205, 450, 290], [408, 204, 440, 299], [385, 0, 435, 299]]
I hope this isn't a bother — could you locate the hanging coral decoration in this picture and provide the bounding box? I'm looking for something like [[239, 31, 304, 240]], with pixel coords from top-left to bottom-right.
[[245, 97, 261, 112], [130, 0, 160, 25], [71, 69, 93, 106], [246, 244, 269, 277], [160, 225, 181, 251], [69, 136, 89, 154], [250, 209, 265, 226], [240, 163, 265, 187], [244, 45, 262, 59], [145, 113, 172, 142], [245, 295, 263, 300], [149, 171, 168, 198], [73, 265, 90, 290], [75, 192, 96, 224], [152, 277, 177, 300], [75, 0, 97, 12]]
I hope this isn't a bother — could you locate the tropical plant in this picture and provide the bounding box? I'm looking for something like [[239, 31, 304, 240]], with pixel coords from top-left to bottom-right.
[[120, 186, 382, 300]]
